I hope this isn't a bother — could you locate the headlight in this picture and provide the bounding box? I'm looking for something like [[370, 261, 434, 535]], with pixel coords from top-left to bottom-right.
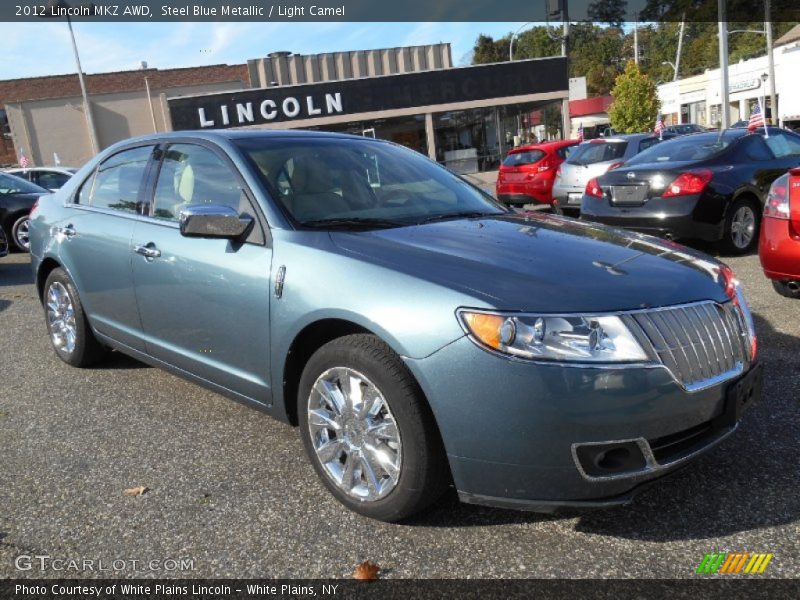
[[458, 310, 649, 363]]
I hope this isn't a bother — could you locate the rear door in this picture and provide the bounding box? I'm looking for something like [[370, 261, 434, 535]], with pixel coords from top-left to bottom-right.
[[130, 142, 274, 404], [57, 145, 156, 350]]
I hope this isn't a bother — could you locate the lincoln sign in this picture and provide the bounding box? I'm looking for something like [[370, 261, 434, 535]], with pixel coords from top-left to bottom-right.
[[167, 56, 568, 130]]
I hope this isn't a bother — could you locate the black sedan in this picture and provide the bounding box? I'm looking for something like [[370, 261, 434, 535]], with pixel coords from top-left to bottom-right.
[[580, 127, 800, 253], [0, 172, 48, 252]]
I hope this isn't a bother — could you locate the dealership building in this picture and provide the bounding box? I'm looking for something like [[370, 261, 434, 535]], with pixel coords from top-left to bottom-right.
[[2, 44, 569, 178]]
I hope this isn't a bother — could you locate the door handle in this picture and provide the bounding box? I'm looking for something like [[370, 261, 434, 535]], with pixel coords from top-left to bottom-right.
[[57, 225, 77, 238], [134, 244, 161, 258]]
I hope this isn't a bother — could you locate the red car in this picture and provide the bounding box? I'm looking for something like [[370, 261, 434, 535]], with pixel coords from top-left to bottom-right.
[[759, 167, 800, 298], [496, 140, 579, 207]]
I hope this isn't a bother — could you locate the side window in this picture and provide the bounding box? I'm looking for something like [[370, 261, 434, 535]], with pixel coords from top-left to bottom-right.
[[764, 132, 800, 158], [152, 143, 243, 221], [740, 136, 774, 161], [89, 146, 153, 213]]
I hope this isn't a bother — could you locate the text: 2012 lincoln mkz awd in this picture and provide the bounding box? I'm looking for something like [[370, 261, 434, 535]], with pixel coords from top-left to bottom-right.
[[29, 131, 762, 521]]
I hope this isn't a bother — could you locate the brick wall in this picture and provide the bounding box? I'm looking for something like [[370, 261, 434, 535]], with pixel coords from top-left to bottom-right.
[[0, 63, 250, 104], [0, 63, 251, 165]]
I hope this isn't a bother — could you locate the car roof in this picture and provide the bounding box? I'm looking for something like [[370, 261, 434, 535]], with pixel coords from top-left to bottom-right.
[[509, 139, 577, 153]]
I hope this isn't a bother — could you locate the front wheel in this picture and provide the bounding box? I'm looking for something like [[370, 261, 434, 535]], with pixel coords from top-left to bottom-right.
[[298, 334, 448, 522], [722, 198, 760, 255], [43, 268, 107, 367]]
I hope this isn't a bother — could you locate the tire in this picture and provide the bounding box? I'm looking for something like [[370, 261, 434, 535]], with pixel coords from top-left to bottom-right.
[[43, 268, 106, 367], [11, 214, 31, 252], [772, 280, 800, 299], [298, 334, 448, 522], [721, 198, 760, 255]]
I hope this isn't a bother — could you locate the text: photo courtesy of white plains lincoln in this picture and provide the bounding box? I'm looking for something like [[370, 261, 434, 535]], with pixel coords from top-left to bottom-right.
[[28, 130, 762, 521]]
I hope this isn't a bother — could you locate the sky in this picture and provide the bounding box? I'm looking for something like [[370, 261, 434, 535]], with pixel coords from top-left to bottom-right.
[[0, 21, 536, 80]]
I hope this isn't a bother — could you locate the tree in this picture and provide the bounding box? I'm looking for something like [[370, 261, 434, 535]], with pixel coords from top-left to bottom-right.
[[607, 61, 661, 133], [588, 0, 628, 27]]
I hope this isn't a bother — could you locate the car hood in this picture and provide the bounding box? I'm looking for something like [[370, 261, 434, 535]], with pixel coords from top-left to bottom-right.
[[329, 213, 729, 312]]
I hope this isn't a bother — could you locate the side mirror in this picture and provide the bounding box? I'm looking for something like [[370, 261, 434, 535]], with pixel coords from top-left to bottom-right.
[[178, 204, 253, 239]]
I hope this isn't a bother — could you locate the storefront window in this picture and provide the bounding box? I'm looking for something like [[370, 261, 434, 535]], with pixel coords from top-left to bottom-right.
[[306, 114, 428, 156], [432, 100, 564, 175], [0, 109, 9, 137], [432, 107, 499, 174]]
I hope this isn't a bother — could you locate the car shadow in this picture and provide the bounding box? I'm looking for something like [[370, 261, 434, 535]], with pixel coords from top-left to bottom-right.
[[93, 350, 152, 370], [407, 313, 799, 539], [0, 258, 34, 287], [0, 299, 10, 313]]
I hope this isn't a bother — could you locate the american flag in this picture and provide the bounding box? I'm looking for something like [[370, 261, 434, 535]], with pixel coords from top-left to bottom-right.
[[577, 122, 584, 142], [18, 153, 29, 168], [654, 116, 665, 139], [748, 103, 766, 132]]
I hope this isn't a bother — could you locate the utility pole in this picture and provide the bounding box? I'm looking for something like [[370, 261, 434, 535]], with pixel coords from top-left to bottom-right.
[[561, 1, 570, 139], [65, 14, 98, 154], [718, 0, 730, 129], [633, 17, 639, 64], [675, 19, 685, 81], [765, 0, 777, 124]]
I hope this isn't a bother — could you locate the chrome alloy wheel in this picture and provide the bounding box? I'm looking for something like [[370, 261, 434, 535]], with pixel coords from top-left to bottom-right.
[[730, 205, 756, 249], [307, 367, 402, 501], [14, 218, 31, 251], [46, 282, 77, 353]]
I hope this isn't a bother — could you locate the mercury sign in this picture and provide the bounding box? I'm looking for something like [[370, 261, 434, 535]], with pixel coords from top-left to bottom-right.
[[196, 93, 344, 128], [729, 79, 761, 94]]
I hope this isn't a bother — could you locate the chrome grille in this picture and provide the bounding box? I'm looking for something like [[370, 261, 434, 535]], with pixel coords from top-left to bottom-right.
[[625, 302, 748, 391]]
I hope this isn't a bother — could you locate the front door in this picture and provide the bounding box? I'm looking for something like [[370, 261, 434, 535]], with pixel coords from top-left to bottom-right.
[[130, 142, 273, 404]]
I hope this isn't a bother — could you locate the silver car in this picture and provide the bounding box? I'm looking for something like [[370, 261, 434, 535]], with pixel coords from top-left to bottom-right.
[[552, 133, 674, 212]]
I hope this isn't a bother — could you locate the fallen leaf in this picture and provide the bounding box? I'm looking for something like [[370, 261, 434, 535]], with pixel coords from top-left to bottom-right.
[[123, 486, 150, 496], [353, 560, 380, 581]]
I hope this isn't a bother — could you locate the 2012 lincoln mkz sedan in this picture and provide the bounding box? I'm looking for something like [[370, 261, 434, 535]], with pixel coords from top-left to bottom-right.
[[29, 130, 762, 522]]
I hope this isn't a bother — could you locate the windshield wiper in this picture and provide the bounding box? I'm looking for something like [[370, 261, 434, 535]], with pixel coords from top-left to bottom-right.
[[417, 211, 499, 225], [301, 217, 406, 230]]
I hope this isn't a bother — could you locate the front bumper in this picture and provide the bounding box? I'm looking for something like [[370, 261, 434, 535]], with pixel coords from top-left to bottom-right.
[[404, 336, 760, 510], [580, 194, 723, 241]]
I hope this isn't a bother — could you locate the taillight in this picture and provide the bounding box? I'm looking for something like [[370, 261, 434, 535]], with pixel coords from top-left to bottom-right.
[[29, 198, 41, 217], [764, 173, 789, 219], [585, 178, 603, 198], [662, 170, 713, 198], [554, 165, 562, 180], [606, 161, 624, 172]]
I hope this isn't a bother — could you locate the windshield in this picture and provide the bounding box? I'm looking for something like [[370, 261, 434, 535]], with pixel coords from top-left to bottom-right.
[[566, 141, 627, 166], [503, 149, 545, 166], [626, 133, 732, 165], [0, 172, 47, 195], [236, 137, 506, 228]]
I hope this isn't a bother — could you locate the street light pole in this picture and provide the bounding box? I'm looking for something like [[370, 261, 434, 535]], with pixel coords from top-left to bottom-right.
[[509, 21, 534, 62], [718, 0, 730, 129], [765, 0, 777, 125]]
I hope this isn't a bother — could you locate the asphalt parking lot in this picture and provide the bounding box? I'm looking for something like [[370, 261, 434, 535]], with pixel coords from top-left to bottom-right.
[[0, 246, 798, 579]]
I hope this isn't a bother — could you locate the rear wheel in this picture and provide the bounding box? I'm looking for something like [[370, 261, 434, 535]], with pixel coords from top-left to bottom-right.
[[772, 280, 800, 299], [11, 215, 31, 252], [43, 268, 106, 367], [298, 334, 448, 522], [722, 198, 760, 255]]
